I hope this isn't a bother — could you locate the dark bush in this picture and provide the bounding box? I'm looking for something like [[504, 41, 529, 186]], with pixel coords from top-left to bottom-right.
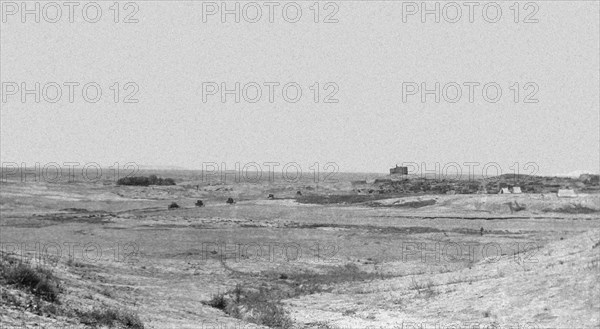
[[207, 292, 227, 310], [148, 175, 158, 185], [117, 176, 176, 186], [80, 307, 144, 329], [205, 286, 293, 328], [116, 176, 150, 186], [544, 203, 598, 214], [3, 261, 60, 302]]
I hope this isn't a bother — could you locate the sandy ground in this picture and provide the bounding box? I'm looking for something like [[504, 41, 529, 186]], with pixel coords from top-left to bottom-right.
[[1, 179, 599, 328]]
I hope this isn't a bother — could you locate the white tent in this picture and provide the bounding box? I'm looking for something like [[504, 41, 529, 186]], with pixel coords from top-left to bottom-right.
[[512, 186, 522, 194], [499, 188, 511, 194], [557, 189, 577, 198]]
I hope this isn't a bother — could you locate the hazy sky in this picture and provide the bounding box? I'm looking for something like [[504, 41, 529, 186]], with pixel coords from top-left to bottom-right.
[[1, 1, 598, 175]]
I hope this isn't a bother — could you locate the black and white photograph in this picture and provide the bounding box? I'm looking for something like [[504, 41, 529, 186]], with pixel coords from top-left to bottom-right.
[[0, 0, 599, 328]]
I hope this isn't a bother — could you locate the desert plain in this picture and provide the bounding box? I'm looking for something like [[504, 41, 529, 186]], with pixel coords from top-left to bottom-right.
[[1, 171, 599, 329]]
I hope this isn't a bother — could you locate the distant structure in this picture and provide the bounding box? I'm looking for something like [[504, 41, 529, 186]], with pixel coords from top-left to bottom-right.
[[511, 186, 522, 194], [557, 189, 577, 198], [499, 188, 511, 194], [195, 200, 204, 207], [168, 202, 180, 210], [267, 194, 275, 199], [226, 197, 236, 204], [580, 174, 600, 184], [390, 165, 408, 175]]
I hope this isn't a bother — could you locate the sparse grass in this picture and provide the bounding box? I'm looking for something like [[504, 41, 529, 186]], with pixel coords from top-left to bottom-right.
[[447, 275, 473, 285], [206, 263, 393, 328], [204, 286, 293, 329], [308, 321, 337, 328], [408, 277, 438, 298], [544, 203, 599, 214], [585, 258, 600, 271], [79, 306, 144, 329], [66, 256, 86, 268], [342, 309, 357, 316], [388, 292, 404, 306], [296, 194, 402, 205], [100, 287, 113, 298], [288, 263, 395, 295]]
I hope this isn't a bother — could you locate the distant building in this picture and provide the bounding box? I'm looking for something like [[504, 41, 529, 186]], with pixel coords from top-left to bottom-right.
[[390, 165, 408, 175], [499, 188, 511, 194], [511, 186, 522, 194], [557, 189, 577, 198]]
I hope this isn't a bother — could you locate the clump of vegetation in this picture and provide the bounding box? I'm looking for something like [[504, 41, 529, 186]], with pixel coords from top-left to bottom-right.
[[206, 263, 392, 328], [79, 306, 144, 329], [408, 277, 438, 298], [205, 285, 293, 328], [544, 203, 598, 214], [116, 175, 175, 186], [1, 254, 61, 303], [207, 290, 227, 309]]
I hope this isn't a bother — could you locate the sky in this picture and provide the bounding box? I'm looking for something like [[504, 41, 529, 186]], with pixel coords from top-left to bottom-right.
[[1, 1, 599, 176]]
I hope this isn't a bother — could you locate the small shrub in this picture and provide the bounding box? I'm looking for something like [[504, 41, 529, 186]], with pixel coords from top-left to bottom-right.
[[207, 291, 227, 310], [67, 256, 86, 268], [80, 306, 144, 329], [409, 277, 437, 298], [205, 286, 293, 328], [4, 261, 60, 302]]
